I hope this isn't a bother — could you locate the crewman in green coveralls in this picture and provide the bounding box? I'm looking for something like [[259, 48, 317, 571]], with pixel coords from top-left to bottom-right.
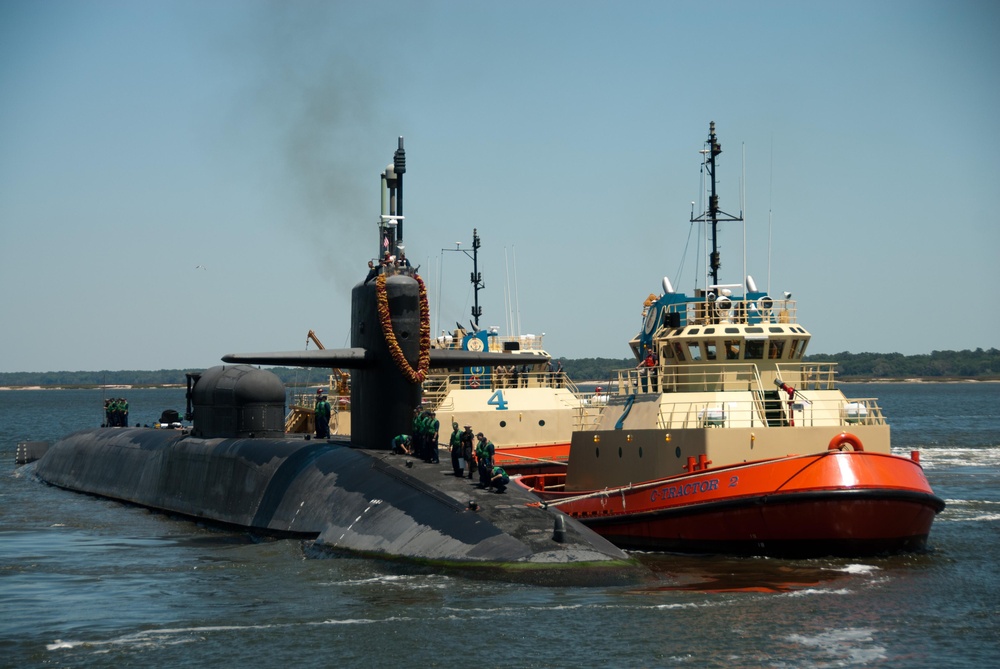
[[391, 434, 413, 455], [476, 433, 494, 488], [314, 395, 332, 439], [427, 411, 440, 463], [449, 421, 463, 476], [490, 465, 510, 493]]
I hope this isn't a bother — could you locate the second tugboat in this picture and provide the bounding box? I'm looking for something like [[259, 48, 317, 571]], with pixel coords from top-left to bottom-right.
[[518, 123, 945, 557]]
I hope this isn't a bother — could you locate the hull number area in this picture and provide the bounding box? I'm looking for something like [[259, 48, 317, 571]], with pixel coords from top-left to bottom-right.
[[488, 390, 509, 410]]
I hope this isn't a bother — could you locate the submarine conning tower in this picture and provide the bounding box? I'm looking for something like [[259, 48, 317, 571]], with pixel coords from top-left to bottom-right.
[[351, 272, 423, 450], [186, 365, 286, 439]]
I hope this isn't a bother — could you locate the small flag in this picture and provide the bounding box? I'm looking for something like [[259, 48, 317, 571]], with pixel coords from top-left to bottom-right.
[[383, 236, 389, 249]]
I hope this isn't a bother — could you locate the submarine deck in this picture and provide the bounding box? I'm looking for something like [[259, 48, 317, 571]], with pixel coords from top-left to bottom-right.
[[343, 437, 634, 568]]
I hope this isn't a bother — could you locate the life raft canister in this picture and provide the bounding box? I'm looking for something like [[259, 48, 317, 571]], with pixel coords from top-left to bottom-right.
[[828, 431, 864, 452]]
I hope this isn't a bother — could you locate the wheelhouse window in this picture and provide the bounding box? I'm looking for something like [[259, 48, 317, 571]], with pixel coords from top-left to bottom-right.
[[768, 340, 785, 359], [792, 339, 807, 359], [745, 339, 765, 359], [686, 343, 701, 360], [705, 341, 717, 360], [725, 340, 741, 359]]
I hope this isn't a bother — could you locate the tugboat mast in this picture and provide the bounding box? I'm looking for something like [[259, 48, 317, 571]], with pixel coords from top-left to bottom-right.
[[690, 121, 743, 288], [470, 228, 483, 329], [442, 227, 485, 331]]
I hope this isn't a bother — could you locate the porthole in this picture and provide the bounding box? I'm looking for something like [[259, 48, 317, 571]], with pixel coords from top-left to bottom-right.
[[639, 447, 644, 457], [675, 446, 681, 458], [499, 420, 507, 428], [538, 419, 545, 427], [618, 447, 623, 458], [595, 447, 600, 458]]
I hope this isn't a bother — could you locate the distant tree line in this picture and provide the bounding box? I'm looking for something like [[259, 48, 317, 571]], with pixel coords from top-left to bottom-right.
[[555, 348, 1000, 381], [800, 348, 1000, 380], [1, 349, 997, 388], [0, 367, 332, 388]]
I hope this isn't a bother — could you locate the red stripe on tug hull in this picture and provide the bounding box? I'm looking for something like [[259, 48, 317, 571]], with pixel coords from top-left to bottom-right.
[[587, 489, 943, 557], [518, 451, 945, 558]]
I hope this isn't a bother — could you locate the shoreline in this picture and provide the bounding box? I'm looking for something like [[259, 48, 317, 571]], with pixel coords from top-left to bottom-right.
[[2, 378, 997, 391]]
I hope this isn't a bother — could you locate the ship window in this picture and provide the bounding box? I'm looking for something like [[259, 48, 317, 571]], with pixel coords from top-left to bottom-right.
[[745, 339, 765, 359], [725, 340, 741, 359], [769, 326, 784, 333], [725, 327, 739, 334], [687, 343, 701, 360], [704, 327, 716, 334], [499, 420, 507, 428], [705, 342, 717, 360], [746, 326, 764, 333], [674, 343, 686, 361], [793, 339, 807, 358], [768, 340, 785, 359], [688, 328, 700, 335], [538, 419, 545, 426]]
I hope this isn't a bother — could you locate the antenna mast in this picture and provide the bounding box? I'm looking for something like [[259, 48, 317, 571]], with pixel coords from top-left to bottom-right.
[[470, 228, 483, 329], [442, 228, 484, 330], [690, 122, 743, 287]]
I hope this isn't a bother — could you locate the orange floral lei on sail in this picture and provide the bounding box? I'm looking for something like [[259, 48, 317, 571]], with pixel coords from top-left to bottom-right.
[[375, 272, 431, 384]]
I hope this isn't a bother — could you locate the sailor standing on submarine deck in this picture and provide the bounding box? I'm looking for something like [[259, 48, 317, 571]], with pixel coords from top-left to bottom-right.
[[461, 425, 475, 479], [476, 433, 494, 488], [449, 421, 464, 476]]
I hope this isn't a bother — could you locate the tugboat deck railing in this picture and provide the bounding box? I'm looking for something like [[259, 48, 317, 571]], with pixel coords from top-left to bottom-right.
[[661, 297, 798, 326], [614, 362, 839, 395], [652, 395, 887, 429], [609, 361, 887, 429], [424, 371, 580, 410], [431, 333, 547, 352]]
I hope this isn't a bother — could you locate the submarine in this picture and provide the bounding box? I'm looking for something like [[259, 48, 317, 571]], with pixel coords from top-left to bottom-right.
[[25, 138, 644, 585]]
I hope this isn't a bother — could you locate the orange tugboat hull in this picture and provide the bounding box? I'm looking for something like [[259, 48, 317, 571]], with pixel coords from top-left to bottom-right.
[[517, 451, 945, 557], [493, 442, 570, 473]]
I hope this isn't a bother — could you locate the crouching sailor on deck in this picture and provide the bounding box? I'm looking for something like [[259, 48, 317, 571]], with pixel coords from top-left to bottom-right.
[[490, 466, 510, 494], [391, 434, 413, 455]]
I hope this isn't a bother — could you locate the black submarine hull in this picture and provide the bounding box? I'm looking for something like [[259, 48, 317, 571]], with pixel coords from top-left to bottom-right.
[[33, 427, 642, 585]]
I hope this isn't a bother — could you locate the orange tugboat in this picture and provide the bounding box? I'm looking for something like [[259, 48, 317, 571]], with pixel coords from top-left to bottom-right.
[[517, 123, 944, 557]]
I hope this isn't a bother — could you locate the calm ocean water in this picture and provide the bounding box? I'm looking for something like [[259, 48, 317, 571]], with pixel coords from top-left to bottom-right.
[[1, 383, 998, 668]]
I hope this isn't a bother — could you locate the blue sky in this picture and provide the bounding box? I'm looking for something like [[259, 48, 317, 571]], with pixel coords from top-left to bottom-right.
[[1, 0, 998, 373]]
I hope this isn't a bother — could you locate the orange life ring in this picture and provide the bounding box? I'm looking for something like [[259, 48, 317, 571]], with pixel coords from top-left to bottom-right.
[[828, 431, 864, 452]]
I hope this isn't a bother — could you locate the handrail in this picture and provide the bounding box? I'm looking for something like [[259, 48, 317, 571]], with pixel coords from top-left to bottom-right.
[[431, 333, 547, 352], [664, 297, 799, 326], [604, 361, 885, 429], [613, 362, 843, 396], [649, 395, 887, 429]]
